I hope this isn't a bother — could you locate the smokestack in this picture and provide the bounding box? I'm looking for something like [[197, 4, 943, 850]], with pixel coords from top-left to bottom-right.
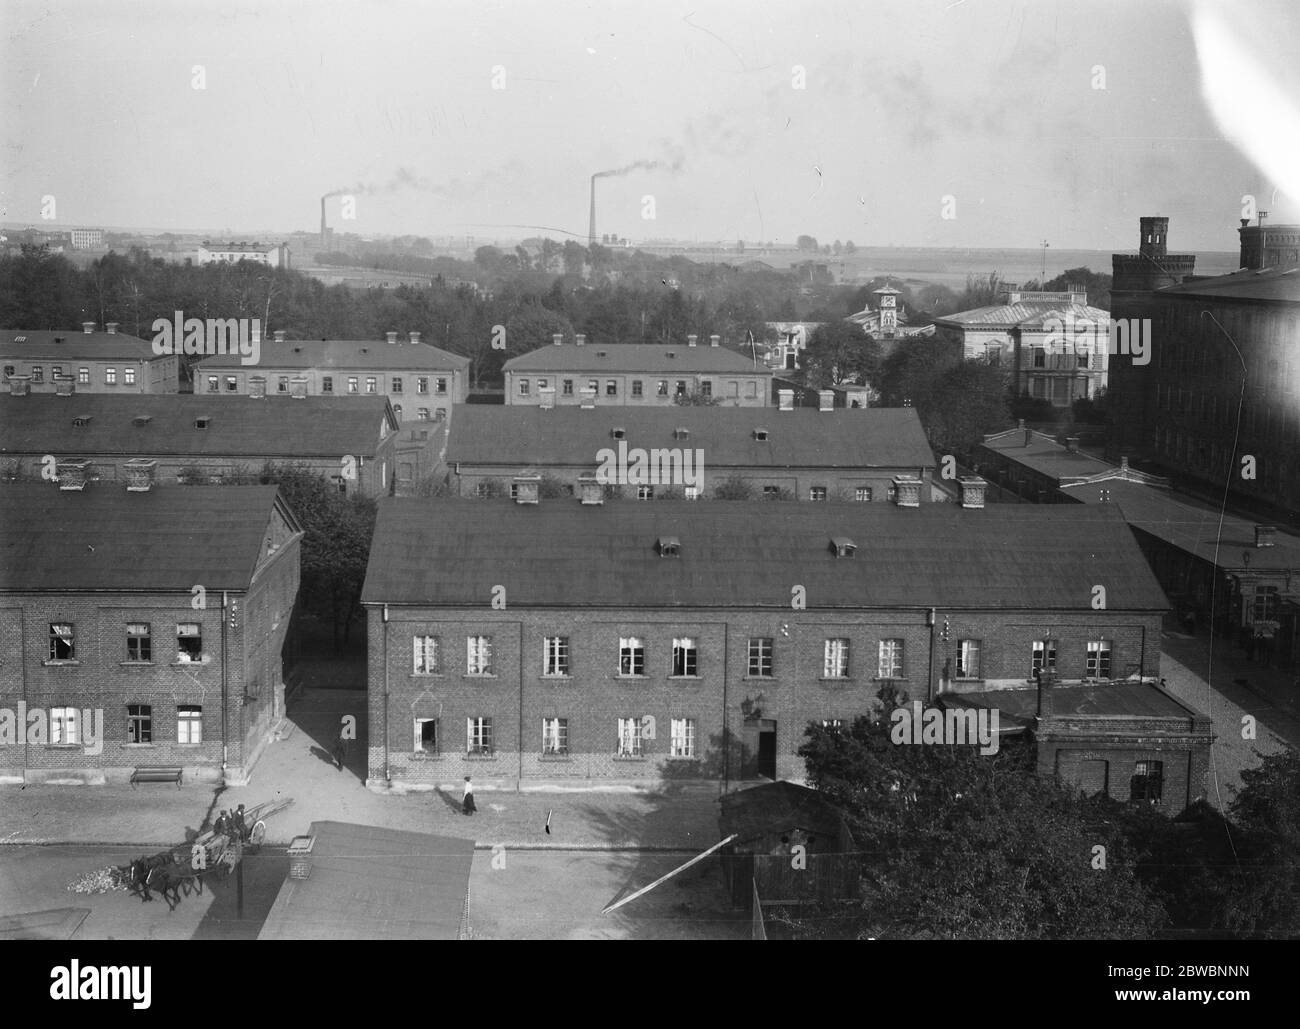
[[588, 175, 597, 247], [320, 195, 328, 249]]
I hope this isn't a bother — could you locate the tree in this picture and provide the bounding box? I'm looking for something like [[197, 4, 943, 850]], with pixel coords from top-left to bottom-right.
[[796, 235, 819, 252], [802, 320, 880, 389], [832, 240, 843, 256], [956, 271, 1004, 310], [711, 475, 754, 500], [844, 240, 857, 255]]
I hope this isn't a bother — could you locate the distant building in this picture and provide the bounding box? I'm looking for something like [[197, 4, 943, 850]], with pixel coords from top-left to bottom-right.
[[1, 324, 181, 395], [198, 241, 291, 268], [0, 483, 302, 786], [444, 404, 937, 502], [0, 393, 401, 497], [762, 322, 823, 371], [503, 337, 773, 408], [68, 228, 104, 250]]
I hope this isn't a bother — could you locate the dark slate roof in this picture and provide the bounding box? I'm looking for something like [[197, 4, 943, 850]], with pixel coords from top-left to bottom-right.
[[0, 484, 292, 592], [445, 405, 935, 469], [718, 782, 847, 847], [0, 329, 160, 361], [258, 822, 474, 941], [503, 342, 767, 374], [0, 394, 396, 459], [1159, 265, 1300, 303], [362, 499, 1169, 611], [195, 338, 469, 370]]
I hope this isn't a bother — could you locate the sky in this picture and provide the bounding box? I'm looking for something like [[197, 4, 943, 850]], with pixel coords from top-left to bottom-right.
[[2, 0, 1297, 251]]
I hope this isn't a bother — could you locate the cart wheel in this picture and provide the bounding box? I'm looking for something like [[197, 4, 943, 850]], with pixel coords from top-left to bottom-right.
[[250, 821, 266, 848]]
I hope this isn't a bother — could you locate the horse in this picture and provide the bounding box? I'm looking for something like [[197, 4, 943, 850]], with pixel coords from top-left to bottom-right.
[[144, 862, 190, 911], [125, 854, 169, 902]]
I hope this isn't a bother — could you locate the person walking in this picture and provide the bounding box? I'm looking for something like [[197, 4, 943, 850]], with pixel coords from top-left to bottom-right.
[[333, 729, 348, 771], [462, 776, 477, 815]]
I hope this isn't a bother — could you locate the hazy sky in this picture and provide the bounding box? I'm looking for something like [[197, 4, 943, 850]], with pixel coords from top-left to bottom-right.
[[2, 0, 1297, 250]]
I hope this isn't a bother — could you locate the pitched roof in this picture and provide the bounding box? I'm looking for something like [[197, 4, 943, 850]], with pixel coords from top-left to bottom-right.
[[503, 342, 768, 374], [362, 499, 1169, 611], [445, 405, 935, 469], [0, 329, 160, 362], [933, 301, 1110, 330], [719, 782, 848, 845], [1158, 264, 1300, 303], [0, 394, 395, 459], [0, 484, 295, 592], [195, 338, 469, 371]]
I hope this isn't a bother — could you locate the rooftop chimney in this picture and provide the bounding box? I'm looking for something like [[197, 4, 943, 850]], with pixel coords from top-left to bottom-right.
[[54, 375, 75, 396], [1035, 669, 1054, 718], [1066, 436, 1079, 454], [82, 322, 95, 334], [290, 376, 308, 398], [274, 330, 286, 343], [8, 375, 31, 396], [575, 334, 586, 346], [513, 474, 541, 505], [57, 459, 90, 491], [818, 389, 835, 412], [386, 331, 399, 345], [106, 323, 119, 335], [1255, 525, 1277, 548], [778, 389, 794, 411], [709, 334, 720, 347], [578, 472, 604, 505], [1023, 427, 1033, 448], [687, 334, 698, 347], [552, 333, 564, 347], [124, 458, 157, 492], [1120, 456, 1129, 473], [538, 387, 556, 409], [248, 375, 267, 399], [408, 331, 421, 344], [579, 387, 597, 409], [892, 475, 922, 508], [957, 476, 987, 510]]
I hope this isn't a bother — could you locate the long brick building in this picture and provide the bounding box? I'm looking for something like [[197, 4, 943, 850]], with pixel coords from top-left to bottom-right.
[[2, 324, 181, 395], [360, 491, 1175, 791]]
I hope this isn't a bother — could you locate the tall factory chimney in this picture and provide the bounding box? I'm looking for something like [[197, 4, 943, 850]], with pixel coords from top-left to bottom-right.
[[320, 195, 328, 250], [588, 175, 597, 247]]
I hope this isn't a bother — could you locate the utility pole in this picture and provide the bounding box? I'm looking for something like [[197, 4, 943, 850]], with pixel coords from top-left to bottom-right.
[[1040, 239, 1049, 282]]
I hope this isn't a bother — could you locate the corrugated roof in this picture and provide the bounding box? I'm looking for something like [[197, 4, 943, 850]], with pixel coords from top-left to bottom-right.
[[0, 483, 291, 592], [0, 394, 395, 459], [445, 405, 935, 469], [258, 822, 474, 941], [362, 499, 1169, 611], [933, 301, 1110, 329], [1158, 265, 1300, 303], [0, 329, 160, 362], [195, 338, 469, 371], [503, 342, 767, 374]]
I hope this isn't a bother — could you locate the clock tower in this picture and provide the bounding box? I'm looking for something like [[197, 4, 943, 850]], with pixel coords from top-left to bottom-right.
[[874, 286, 902, 337]]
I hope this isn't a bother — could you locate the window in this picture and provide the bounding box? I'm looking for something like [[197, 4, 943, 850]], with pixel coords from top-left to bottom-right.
[[544, 636, 569, 676], [176, 623, 203, 662], [670, 718, 695, 758], [700, 380, 712, 398], [347, 376, 359, 394], [414, 718, 438, 754], [824, 638, 850, 678], [49, 623, 75, 661], [855, 487, 873, 502], [632, 380, 643, 397], [418, 408, 430, 421], [79, 368, 90, 384], [748, 637, 773, 677], [809, 486, 828, 501], [31, 366, 44, 383], [562, 379, 574, 396], [467, 717, 493, 755], [416, 376, 429, 394], [1254, 586, 1280, 621], [436, 378, 448, 395], [619, 637, 645, 676], [519, 379, 531, 396], [105, 367, 117, 384], [762, 486, 781, 499], [1, 364, 12, 377], [467, 635, 494, 676], [322, 375, 334, 393], [391, 376, 403, 393], [365, 376, 377, 394], [50, 365, 62, 380], [50, 707, 79, 745], [277, 375, 289, 393], [657, 380, 669, 397], [606, 380, 617, 396], [956, 639, 981, 679], [126, 623, 152, 662], [675, 380, 687, 397], [1077, 349, 1090, 369], [637, 485, 654, 500], [617, 717, 643, 757], [1086, 639, 1111, 679], [821, 718, 843, 731], [393, 404, 403, 421], [684, 486, 699, 500], [1032, 347, 1046, 368], [1130, 760, 1164, 804], [124, 367, 136, 386], [206, 374, 219, 393], [177, 705, 202, 744], [672, 637, 698, 677], [413, 635, 441, 674], [224, 375, 237, 392], [542, 717, 569, 756], [1032, 639, 1057, 677], [878, 639, 904, 679], [127, 704, 152, 744]]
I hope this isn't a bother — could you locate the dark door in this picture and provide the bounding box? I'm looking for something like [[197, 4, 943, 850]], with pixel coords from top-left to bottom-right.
[[757, 723, 777, 779]]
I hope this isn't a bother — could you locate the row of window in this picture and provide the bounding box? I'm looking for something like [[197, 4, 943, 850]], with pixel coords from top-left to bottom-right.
[[4, 365, 134, 385], [516, 378, 760, 399], [415, 716, 697, 758], [40, 704, 203, 745], [47, 622, 206, 664], [204, 375, 449, 396], [474, 483, 878, 502], [411, 635, 1116, 681]]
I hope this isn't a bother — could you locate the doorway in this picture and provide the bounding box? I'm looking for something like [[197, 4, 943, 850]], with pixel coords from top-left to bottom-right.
[[757, 720, 777, 780]]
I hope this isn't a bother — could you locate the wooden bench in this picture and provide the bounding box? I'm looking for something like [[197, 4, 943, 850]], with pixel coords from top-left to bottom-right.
[[130, 766, 183, 788]]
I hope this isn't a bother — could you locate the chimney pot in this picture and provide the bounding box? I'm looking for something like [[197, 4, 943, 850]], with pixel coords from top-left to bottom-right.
[[81, 322, 95, 334], [248, 375, 267, 399], [553, 334, 564, 347], [7, 375, 31, 396], [106, 322, 118, 335], [54, 375, 75, 396], [290, 376, 308, 398], [513, 474, 541, 505], [687, 334, 698, 347], [274, 330, 286, 343], [710, 334, 720, 347], [408, 331, 421, 344], [778, 389, 794, 411], [386, 331, 398, 344], [1120, 456, 1129, 472], [891, 475, 922, 508], [1036, 670, 1053, 718], [575, 334, 585, 346], [57, 459, 91, 491], [818, 389, 835, 412], [957, 475, 987, 509], [578, 472, 604, 505], [124, 458, 157, 492], [1066, 436, 1079, 454], [1023, 428, 1033, 448]]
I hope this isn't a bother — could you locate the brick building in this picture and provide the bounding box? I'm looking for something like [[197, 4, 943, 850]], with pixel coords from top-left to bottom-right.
[[0, 392, 401, 497], [502, 336, 773, 408], [444, 404, 938, 502], [198, 241, 291, 268], [360, 493, 1169, 790], [0, 483, 303, 786], [2, 324, 181, 395]]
